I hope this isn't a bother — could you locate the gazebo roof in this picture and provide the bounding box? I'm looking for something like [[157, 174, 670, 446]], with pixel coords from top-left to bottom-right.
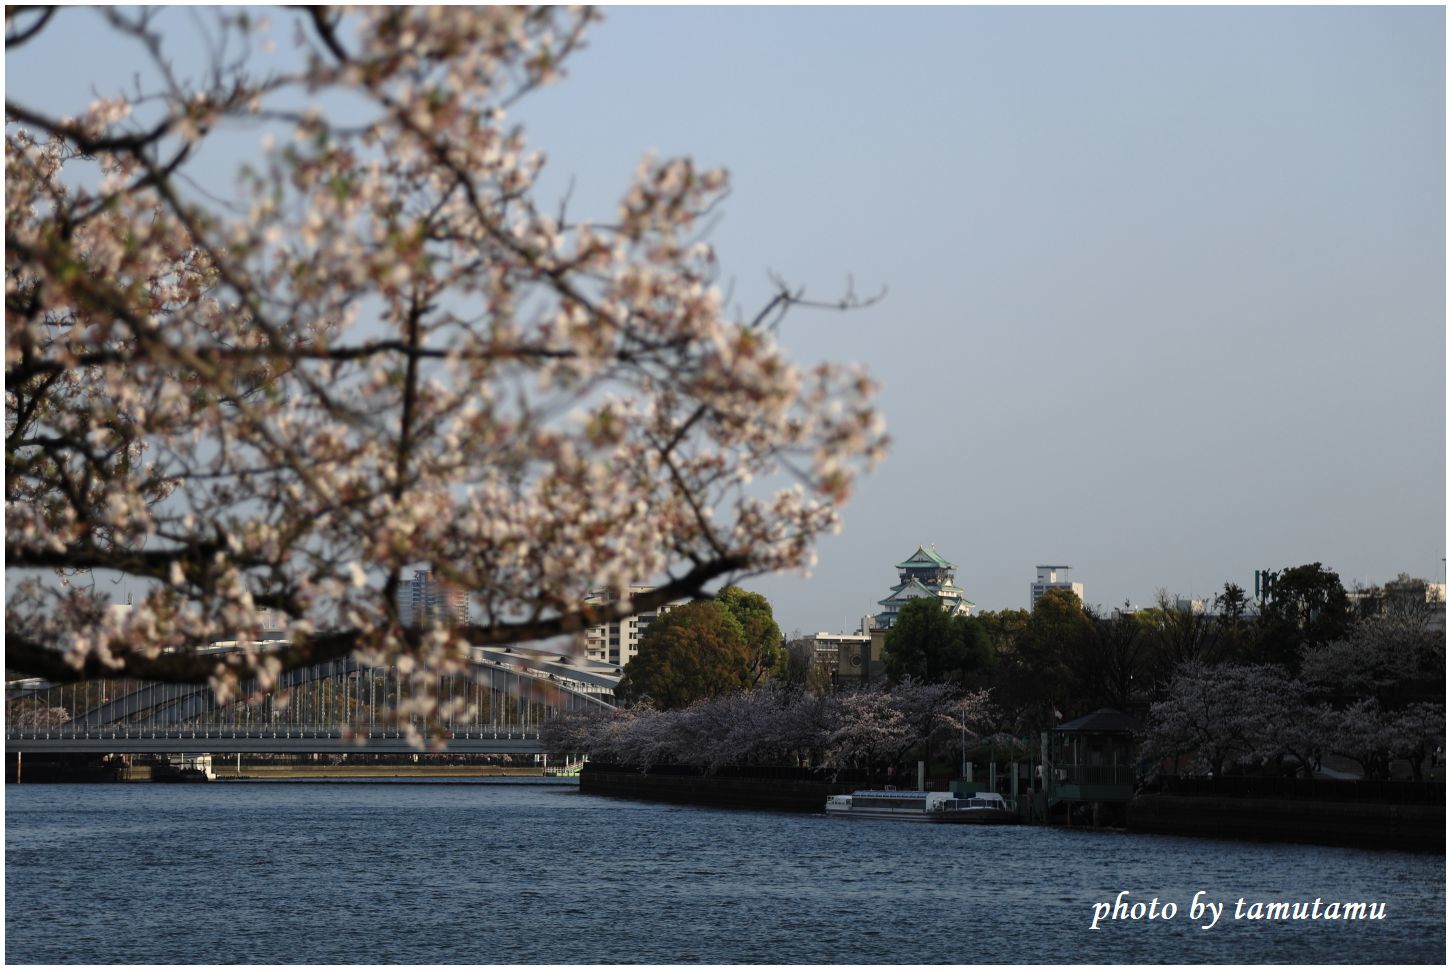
[[1054, 708, 1139, 734]]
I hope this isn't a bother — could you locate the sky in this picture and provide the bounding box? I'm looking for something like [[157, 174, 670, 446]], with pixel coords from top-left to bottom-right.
[[7, 6, 1446, 636], [515, 5, 1445, 630]]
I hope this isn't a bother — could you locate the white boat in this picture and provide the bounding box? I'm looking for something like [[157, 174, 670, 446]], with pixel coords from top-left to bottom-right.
[[824, 789, 1019, 824]]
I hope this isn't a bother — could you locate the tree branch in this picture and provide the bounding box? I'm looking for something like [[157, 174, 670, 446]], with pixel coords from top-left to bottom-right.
[[6, 552, 752, 685]]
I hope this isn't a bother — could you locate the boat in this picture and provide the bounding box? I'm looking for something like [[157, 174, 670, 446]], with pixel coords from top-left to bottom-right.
[[824, 789, 1019, 823], [150, 755, 216, 783]]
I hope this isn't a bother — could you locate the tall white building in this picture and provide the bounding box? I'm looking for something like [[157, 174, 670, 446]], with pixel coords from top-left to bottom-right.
[[1030, 565, 1084, 611], [399, 569, 470, 627], [583, 585, 677, 667]]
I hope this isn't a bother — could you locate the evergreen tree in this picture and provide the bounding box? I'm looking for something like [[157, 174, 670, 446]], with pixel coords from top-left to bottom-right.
[[883, 596, 992, 687], [616, 601, 753, 709], [716, 586, 785, 684]]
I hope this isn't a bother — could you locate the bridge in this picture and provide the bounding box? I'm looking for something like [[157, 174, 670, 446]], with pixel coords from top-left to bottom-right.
[[6, 643, 619, 757]]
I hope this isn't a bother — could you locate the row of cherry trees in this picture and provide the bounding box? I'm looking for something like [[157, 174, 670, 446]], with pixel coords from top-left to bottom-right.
[[541, 680, 990, 774], [1144, 606, 1445, 781]]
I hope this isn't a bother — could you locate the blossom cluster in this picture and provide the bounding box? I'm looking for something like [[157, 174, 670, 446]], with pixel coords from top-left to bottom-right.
[[539, 681, 991, 772], [1142, 661, 1444, 781], [5, 7, 886, 707]]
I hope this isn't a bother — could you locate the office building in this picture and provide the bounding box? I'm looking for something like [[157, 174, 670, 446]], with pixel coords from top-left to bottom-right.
[[399, 569, 470, 627], [583, 585, 677, 667], [1030, 565, 1084, 610]]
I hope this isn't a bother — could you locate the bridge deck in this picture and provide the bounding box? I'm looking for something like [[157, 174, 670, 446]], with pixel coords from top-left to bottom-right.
[[6, 728, 543, 755]]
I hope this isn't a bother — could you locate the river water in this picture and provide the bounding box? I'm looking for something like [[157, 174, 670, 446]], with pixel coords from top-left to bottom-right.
[[4, 780, 1444, 964]]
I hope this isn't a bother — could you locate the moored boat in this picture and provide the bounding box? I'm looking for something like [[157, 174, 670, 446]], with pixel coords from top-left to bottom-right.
[[824, 789, 1019, 823]]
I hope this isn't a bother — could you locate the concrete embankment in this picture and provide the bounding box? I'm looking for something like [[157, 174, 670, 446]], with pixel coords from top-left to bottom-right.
[[581, 764, 857, 812], [214, 765, 552, 781], [582, 765, 1444, 852], [1127, 794, 1444, 853], [5, 755, 561, 783]]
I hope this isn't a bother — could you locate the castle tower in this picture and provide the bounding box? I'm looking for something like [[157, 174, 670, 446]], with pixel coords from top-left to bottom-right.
[[872, 545, 975, 631]]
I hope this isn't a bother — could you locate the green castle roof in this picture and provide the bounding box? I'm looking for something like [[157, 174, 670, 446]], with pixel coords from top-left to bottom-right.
[[877, 577, 938, 606], [895, 545, 955, 570]]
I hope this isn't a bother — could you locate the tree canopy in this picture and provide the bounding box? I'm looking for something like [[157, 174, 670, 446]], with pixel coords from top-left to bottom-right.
[[716, 586, 784, 685], [614, 600, 755, 709], [3, 7, 885, 706], [1253, 563, 1352, 669], [1009, 587, 1093, 726], [882, 596, 991, 687], [543, 680, 991, 775]]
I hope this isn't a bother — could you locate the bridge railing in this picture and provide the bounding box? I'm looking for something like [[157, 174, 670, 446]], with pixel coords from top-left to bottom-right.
[[8, 653, 614, 737], [5, 724, 540, 742]]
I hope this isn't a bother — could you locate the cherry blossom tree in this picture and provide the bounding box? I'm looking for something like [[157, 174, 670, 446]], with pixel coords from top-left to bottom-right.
[[1142, 662, 1299, 777], [706, 684, 842, 768], [1300, 609, 1445, 707], [1296, 609, 1444, 779], [5, 7, 885, 710], [821, 688, 906, 771], [1323, 698, 1400, 781], [1315, 697, 1446, 782], [541, 681, 990, 775], [1387, 701, 1445, 784], [537, 705, 603, 755], [6, 699, 70, 729], [821, 682, 984, 773]]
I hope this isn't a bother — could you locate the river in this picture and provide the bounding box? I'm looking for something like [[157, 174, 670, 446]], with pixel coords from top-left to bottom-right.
[[4, 780, 1444, 964]]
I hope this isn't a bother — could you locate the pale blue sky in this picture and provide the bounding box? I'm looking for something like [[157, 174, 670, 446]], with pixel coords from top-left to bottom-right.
[[519, 5, 1445, 628], [8, 6, 1445, 633]]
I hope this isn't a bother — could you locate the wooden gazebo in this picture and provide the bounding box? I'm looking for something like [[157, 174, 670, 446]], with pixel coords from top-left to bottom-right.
[[1052, 708, 1139, 809]]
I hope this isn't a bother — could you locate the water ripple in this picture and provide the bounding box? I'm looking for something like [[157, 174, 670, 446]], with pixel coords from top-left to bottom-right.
[[5, 782, 1444, 964]]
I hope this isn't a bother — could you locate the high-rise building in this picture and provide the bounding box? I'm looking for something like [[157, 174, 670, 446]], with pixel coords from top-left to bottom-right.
[[872, 545, 975, 631], [1030, 565, 1084, 611], [399, 569, 470, 627], [582, 585, 677, 667]]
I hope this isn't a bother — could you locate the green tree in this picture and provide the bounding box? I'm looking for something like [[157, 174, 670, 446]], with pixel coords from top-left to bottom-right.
[[883, 597, 992, 687], [716, 586, 785, 685], [1141, 589, 1226, 679], [1214, 582, 1251, 659], [1006, 587, 1094, 730], [615, 601, 753, 709], [1254, 563, 1351, 671], [1069, 606, 1148, 714], [976, 608, 1031, 658]]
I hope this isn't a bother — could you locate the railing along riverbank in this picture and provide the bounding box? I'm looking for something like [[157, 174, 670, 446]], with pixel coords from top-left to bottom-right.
[[1146, 775, 1445, 804]]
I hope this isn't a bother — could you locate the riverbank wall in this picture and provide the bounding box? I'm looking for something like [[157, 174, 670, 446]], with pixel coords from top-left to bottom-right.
[[214, 764, 552, 781], [581, 764, 1445, 852], [580, 763, 865, 811], [5, 753, 562, 783], [1127, 794, 1444, 853]]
